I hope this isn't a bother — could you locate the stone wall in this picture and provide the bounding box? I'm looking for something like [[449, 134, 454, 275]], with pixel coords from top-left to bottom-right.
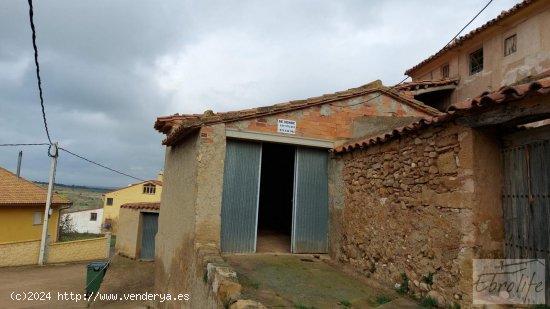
[[332, 123, 484, 307]]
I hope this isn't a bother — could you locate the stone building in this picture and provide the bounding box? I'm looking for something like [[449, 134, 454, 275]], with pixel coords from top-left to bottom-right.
[[152, 0, 550, 307], [153, 81, 441, 307]]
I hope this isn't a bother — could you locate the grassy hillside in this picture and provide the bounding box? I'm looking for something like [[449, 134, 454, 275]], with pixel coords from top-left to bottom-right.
[[36, 182, 112, 212]]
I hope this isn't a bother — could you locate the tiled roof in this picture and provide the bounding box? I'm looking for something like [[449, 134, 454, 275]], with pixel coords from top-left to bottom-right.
[[103, 180, 162, 195], [332, 75, 550, 154], [405, 0, 540, 75], [394, 78, 459, 92], [448, 75, 550, 113], [156, 80, 442, 146], [331, 116, 447, 154], [0, 167, 72, 207], [120, 202, 160, 210]]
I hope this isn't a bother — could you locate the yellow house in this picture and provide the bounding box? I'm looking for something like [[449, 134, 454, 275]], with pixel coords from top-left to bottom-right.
[[0, 167, 72, 243], [102, 172, 163, 233]]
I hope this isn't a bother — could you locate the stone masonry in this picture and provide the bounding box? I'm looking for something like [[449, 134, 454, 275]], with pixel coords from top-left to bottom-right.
[[334, 123, 479, 307]]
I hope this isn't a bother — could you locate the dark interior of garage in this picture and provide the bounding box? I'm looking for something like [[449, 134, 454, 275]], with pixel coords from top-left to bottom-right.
[[256, 142, 295, 253]]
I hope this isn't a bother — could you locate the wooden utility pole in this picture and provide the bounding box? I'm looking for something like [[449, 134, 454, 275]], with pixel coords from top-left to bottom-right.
[[38, 142, 58, 266]]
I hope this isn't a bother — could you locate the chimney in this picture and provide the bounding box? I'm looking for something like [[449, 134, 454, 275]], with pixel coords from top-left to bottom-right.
[[157, 169, 164, 182]]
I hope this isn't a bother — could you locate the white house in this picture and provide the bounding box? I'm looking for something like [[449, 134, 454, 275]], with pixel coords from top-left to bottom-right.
[[62, 207, 103, 234]]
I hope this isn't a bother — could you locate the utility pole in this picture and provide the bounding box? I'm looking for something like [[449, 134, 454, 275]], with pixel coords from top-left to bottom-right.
[[38, 142, 58, 266], [16, 151, 22, 177]]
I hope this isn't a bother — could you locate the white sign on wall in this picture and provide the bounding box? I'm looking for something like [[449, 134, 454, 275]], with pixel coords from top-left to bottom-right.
[[277, 119, 296, 134]]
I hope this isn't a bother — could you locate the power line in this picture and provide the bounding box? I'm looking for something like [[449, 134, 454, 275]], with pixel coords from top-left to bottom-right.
[[444, 0, 494, 48], [28, 0, 53, 145], [347, 0, 494, 109], [0, 143, 50, 147], [59, 147, 146, 182]]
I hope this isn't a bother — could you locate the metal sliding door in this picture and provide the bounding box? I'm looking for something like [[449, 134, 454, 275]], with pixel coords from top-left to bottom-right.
[[292, 147, 329, 253], [221, 140, 262, 253], [140, 213, 159, 260]]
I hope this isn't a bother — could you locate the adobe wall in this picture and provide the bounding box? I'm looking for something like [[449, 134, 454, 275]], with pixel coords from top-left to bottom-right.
[[155, 131, 200, 306], [155, 124, 227, 308], [331, 122, 504, 308]]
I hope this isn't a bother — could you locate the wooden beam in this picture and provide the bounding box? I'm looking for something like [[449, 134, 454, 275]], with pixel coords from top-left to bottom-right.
[[455, 95, 550, 128]]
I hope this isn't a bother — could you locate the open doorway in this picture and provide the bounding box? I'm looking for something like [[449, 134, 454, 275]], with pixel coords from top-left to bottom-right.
[[256, 142, 295, 253]]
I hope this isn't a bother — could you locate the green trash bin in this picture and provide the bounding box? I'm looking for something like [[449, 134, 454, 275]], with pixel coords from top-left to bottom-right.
[[86, 261, 109, 298]]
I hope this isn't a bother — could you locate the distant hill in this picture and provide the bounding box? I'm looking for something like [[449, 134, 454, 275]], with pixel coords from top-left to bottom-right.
[[35, 182, 112, 212]]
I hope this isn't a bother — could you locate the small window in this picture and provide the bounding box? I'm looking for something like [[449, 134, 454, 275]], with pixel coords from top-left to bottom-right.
[[469, 48, 483, 75], [90, 212, 97, 221], [441, 64, 450, 78], [143, 183, 156, 195], [106, 198, 113, 206], [33, 212, 42, 225], [504, 34, 517, 56]]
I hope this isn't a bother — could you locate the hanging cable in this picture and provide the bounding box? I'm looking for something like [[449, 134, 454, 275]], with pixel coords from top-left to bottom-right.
[[0, 143, 50, 147], [59, 147, 146, 182], [27, 0, 53, 146], [346, 0, 494, 108], [444, 0, 494, 48]]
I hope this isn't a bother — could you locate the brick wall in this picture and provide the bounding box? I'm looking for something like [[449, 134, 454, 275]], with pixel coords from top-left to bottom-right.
[[225, 93, 431, 143], [333, 123, 478, 307], [0, 240, 40, 267], [48, 236, 110, 264]]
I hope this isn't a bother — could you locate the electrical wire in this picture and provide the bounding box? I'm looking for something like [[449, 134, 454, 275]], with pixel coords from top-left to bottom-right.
[[28, 0, 53, 145], [59, 147, 146, 182], [0, 143, 50, 147], [444, 0, 494, 48], [346, 0, 494, 108]]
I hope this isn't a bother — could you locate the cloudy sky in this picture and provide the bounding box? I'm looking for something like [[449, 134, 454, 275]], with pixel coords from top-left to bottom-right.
[[0, 0, 521, 188]]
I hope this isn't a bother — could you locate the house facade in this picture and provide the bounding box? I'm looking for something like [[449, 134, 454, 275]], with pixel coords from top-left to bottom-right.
[[0, 166, 71, 243], [401, 0, 550, 112], [153, 80, 441, 302], [102, 173, 163, 233], [61, 207, 103, 234]]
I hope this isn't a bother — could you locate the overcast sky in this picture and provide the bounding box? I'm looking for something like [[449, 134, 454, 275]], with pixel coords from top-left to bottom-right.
[[0, 0, 522, 188]]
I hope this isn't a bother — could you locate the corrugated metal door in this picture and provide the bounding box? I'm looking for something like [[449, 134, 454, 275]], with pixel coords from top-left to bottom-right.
[[140, 213, 158, 260], [221, 140, 262, 253], [502, 128, 549, 301], [292, 147, 329, 253]]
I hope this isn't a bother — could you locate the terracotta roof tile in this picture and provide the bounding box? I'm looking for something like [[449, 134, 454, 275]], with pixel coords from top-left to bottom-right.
[[331, 116, 447, 154], [156, 80, 442, 146], [0, 167, 72, 207], [394, 78, 460, 92], [120, 202, 160, 210], [405, 0, 540, 75], [447, 75, 550, 113]]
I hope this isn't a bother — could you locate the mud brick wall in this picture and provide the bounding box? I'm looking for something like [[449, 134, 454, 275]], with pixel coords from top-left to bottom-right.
[[333, 123, 483, 307]]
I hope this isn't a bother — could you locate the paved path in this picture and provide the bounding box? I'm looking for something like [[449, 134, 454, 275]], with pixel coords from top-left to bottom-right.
[[0, 262, 89, 309]]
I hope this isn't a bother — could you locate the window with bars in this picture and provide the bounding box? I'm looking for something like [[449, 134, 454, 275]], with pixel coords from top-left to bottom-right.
[[469, 48, 483, 75], [504, 34, 517, 56], [106, 197, 113, 206], [90, 212, 97, 221], [143, 183, 156, 194]]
